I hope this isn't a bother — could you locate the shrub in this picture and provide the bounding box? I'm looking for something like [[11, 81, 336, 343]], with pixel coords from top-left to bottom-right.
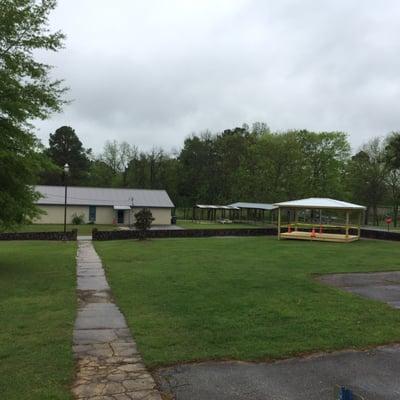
[[134, 208, 154, 240], [71, 213, 85, 225]]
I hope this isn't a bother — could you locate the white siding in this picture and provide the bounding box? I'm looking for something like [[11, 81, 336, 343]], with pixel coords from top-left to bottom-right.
[[130, 207, 171, 225], [35, 205, 171, 225], [35, 205, 89, 224]]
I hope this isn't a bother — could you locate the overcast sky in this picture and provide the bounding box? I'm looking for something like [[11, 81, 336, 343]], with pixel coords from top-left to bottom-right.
[[34, 0, 400, 154]]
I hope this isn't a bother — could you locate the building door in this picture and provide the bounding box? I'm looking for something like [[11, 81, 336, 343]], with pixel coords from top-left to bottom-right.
[[89, 206, 96, 222], [117, 210, 124, 224]]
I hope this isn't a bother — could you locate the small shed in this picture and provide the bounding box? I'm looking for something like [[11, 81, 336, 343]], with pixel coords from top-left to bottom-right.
[[273, 198, 366, 242]]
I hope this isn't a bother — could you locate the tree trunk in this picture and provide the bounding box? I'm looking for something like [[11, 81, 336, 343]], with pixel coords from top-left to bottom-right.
[[373, 205, 378, 226], [364, 207, 369, 225]]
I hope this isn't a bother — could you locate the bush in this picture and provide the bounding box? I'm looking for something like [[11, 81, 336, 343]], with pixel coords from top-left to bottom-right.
[[71, 213, 85, 225], [134, 208, 154, 240]]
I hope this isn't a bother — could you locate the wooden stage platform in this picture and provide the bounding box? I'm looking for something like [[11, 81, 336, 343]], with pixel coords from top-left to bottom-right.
[[279, 230, 359, 243]]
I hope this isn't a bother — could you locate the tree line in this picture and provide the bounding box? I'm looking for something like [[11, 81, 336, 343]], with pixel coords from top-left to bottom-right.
[[1, 1, 399, 228], [38, 124, 400, 226]]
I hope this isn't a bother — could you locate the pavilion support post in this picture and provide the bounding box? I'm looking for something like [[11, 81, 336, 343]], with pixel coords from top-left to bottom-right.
[[278, 207, 281, 239], [357, 210, 362, 238], [294, 209, 298, 231], [345, 211, 350, 239]]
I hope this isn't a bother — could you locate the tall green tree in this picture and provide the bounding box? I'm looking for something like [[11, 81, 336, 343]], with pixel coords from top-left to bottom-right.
[[124, 148, 180, 202], [42, 126, 91, 185], [0, 0, 66, 227], [100, 140, 137, 186], [384, 132, 400, 226], [178, 132, 219, 205], [296, 130, 350, 198], [346, 138, 387, 224], [234, 131, 307, 202], [384, 168, 400, 227], [88, 160, 115, 187], [385, 132, 400, 168]]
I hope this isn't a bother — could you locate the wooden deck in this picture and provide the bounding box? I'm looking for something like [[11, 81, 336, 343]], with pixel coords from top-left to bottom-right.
[[279, 230, 359, 243]]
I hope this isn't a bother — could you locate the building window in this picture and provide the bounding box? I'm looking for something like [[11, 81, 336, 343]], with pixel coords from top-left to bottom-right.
[[89, 206, 96, 222]]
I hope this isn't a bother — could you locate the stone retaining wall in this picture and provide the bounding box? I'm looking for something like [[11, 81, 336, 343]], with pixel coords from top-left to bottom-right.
[[92, 227, 400, 241], [1, 227, 398, 242], [92, 227, 276, 240], [0, 229, 78, 241], [360, 228, 400, 241]]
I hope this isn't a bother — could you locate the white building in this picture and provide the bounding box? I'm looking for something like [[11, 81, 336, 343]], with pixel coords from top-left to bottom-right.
[[34, 185, 174, 225]]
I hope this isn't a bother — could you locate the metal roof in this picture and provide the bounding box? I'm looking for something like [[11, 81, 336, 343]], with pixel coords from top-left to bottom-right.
[[273, 198, 366, 210], [228, 202, 277, 211], [195, 204, 240, 210], [35, 185, 174, 208]]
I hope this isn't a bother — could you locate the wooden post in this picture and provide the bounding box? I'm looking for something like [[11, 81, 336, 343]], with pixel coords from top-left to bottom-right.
[[345, 210, 349, 239], [278, 207, 281, 239], [357, 210, 362, 238], [294, 209, 298, 231]]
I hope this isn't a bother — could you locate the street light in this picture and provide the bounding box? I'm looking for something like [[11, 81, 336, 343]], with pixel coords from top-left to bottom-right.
[[63, 163, 69, 239], [129, 196, 134, 227]]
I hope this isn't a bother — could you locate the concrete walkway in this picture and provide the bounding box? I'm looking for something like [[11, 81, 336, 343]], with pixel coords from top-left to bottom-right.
[[72, 240, 162, 400]]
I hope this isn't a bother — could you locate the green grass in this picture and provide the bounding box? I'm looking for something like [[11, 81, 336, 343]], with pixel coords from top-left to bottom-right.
[[0, 241, 76, 400], [95, 237, 400, 368], [177, 220, 273, 229], [4, 223, 117, 235]]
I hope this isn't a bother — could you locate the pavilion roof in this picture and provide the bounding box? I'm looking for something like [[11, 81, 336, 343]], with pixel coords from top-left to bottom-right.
[[195, 204, 240, 210], [273, 198, 366, 210], [228, 202, 277, 211]]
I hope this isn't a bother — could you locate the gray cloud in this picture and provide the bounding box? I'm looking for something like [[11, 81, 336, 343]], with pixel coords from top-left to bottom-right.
[[34, 0, 400, 153]]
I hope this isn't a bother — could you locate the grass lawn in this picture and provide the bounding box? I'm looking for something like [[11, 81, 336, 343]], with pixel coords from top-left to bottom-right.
[[95, 237, 400, 368], [177, 220, 273, 229], [4, 223, 117, 235], [0, 241, 76, 400]]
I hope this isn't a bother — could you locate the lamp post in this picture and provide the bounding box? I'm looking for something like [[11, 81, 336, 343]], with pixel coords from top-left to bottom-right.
[[130, 196, 134, 228], [63, 163, 69, 239]]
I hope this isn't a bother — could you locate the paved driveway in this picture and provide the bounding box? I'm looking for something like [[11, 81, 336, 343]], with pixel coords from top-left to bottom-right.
[[157, 345, 400, 400], [318, 271, 400, 309], [156, 271, 400, 400]]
